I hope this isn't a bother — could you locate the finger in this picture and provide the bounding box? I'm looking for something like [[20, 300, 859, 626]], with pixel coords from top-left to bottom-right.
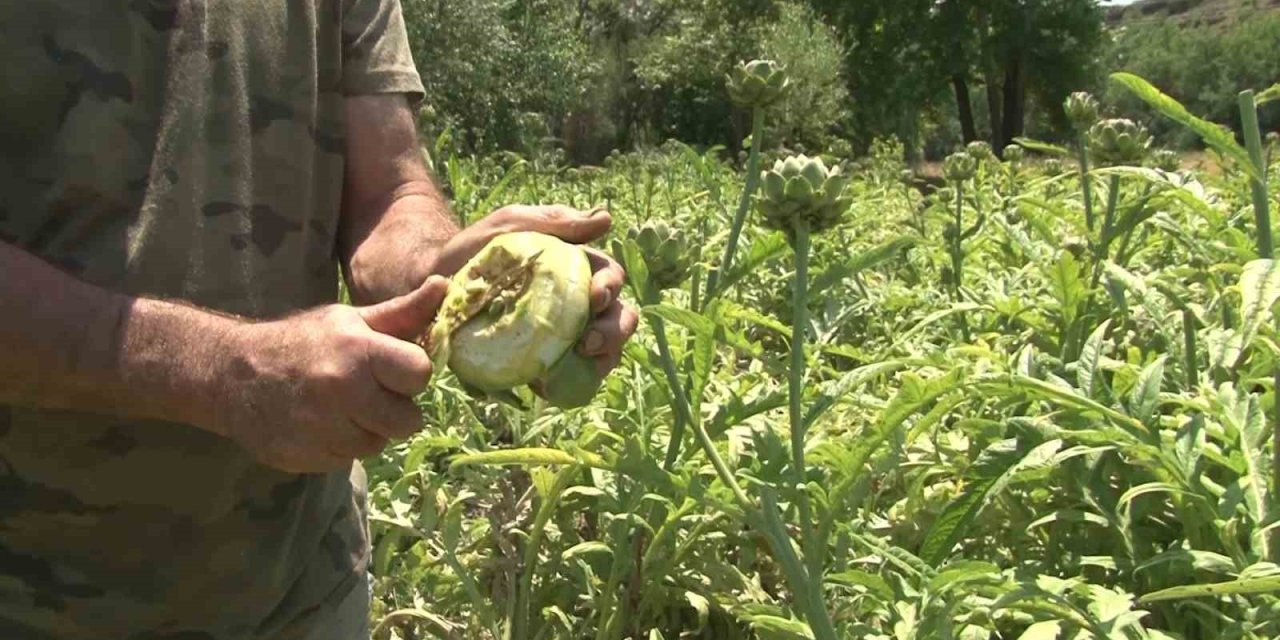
[[330, 422, 389, 460], [353, 389, 425, 441], [366, 334, 434, 396], [584, 247, 625, 313], [359, 276, 450, 340], [578, 300, 640, 359], [497, 204, 613, 246]]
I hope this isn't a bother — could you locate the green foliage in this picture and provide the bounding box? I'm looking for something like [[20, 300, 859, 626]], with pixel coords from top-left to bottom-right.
[[1105, 11, 1280, 146]]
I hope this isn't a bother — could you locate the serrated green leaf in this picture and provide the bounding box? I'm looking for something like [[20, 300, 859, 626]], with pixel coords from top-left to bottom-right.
[[811, 236, 915, 297], [562, 541, 613, 562], [1138, 575, 1280, 603], [1129, 356, 1166, 425], [1077, 320, 1112, 400], [1109, 72, 1260, 183], [1256, 83, 1280, 105], [1013, 137, 1070, 157], [1017, 620, 1062, 640], [920, 439, 1063, 565]]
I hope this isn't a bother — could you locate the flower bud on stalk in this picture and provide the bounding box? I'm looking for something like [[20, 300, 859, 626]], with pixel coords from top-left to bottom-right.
[[1152, 149, 1181, 172], [943, 152, 977, 183], [1003, 144, 1025, 165], [1089, 118, 1152, 166], [611, 220, 696, 293], [726, 59, 791, 109], [1065, 91, 1100, 132], [756, 154, 852, 236], [966, 141, 995, 164]]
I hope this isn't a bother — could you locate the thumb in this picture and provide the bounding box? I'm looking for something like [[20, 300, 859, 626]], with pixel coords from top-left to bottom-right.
[[359, 276, 451, 341]]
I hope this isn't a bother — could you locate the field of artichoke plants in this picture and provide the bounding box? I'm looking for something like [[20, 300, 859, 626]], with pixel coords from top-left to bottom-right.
[[362, 64, 1280, 640]]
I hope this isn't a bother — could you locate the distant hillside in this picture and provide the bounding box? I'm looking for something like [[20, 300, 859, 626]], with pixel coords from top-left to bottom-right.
[[1107, 0, 1280, 26]]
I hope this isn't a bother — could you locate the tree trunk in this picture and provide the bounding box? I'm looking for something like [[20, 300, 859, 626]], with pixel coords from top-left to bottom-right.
[[1000, 48, 1026, 151], [985, 74, 1003, 150], [952, 74, 978, 144]]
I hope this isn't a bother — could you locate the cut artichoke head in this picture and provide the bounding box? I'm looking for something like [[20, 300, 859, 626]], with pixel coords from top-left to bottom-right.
[[424, 231, 601, 409]]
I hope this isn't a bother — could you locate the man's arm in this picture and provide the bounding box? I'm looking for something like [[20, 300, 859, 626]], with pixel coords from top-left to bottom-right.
[[337, 95, 641, 373], [0, 241, 236, 429], [338, 94, 460, 306], [0, 238, 446, 473]]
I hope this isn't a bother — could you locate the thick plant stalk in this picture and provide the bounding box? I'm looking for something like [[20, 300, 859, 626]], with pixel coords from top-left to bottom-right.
[[703, 107, 766, 307], [787, 221, 823, 598], [1075, 135, 1097, 233], [1239, 90, 1278, 561], [654, 313, 694, 470]]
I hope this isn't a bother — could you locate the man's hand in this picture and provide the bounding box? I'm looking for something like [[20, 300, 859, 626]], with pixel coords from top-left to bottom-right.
[[431, 204, 641, 378], [207, 277, 449, 474]]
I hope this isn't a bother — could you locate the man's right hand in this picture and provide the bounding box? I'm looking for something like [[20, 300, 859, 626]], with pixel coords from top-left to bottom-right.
[[206, 276, 449, 474]]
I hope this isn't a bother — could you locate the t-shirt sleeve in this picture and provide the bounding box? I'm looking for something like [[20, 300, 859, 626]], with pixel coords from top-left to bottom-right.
[[341, 0, 426, 104]]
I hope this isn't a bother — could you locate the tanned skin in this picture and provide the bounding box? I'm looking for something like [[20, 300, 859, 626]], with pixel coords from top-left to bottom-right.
[[0, 93, 639, 475]]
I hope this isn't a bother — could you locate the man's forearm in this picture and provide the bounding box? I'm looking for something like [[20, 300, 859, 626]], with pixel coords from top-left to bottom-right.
[[0, 241, 236, 431], [338, 94, 461, 306], [342, 181, 459, 306]]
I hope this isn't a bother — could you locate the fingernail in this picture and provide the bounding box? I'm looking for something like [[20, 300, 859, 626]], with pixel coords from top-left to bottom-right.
[[581, 330, 605, 355]]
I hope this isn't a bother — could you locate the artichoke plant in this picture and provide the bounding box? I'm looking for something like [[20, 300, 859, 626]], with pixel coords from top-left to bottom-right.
[[1153, 149, 1181, 172], [943, 151, 977, 183], [614, 220, 694, 293], [423, 232, 601, 409], [1089, 118, 1152, 166], [966, 141, 995, 164], [726, 59, 791, 109], [1065, 91, 1100, 131], [756, 154, 852, 235], [1003, 144, 1025, 165]]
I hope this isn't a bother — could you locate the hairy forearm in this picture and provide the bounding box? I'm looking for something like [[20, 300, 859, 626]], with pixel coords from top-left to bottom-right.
[[338, 94, 462, 306], [0, 241, 236, 431], [342, 181, 459, 306]]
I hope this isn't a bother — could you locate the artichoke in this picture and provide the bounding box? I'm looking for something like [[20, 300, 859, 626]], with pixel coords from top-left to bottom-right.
[[1065, 92, 1100, 131], [1152, 149, 1181, 172], [943, 152, 977, 183], [966, 141, 995, 163], [1089, 118, 1151, 166], [756, 154, 852, 234], [424, 232, 601, 409], [726, 59, 791, 109], [1003, 144, 1025, 165], [615, 220, 694, 292]]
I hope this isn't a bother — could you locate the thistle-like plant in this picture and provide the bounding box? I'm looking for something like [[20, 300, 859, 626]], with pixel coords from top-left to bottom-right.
[[1065, 92, 1102, 236], [1089, 118, 1153, 166], [725, 59, 791, 109], [941, 152, 983, 339], [757, 154, 852, 239], [704, 59, 791, 308]]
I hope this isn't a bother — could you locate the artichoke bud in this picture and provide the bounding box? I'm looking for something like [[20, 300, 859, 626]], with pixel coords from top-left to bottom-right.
[[1152, 149, 1180, 172], [726, 59, 791, 109], [1064, 91, 1100, 131], [423, 232, 601, 409], [1003, 144, 1025, 164], [626, 219, 693, 291], [1266, 131, 1279, 148], [943, 152, 977, 183], [966, 141, 995, 163], [1043, 158, 1064, 176], [1089, 118, 1151, 166], [899, 169, 916, 186], [755, 154, 850, 234]]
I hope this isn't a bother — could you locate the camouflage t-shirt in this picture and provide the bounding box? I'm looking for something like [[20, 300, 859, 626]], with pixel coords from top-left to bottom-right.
[[0, 1, 425, 638]]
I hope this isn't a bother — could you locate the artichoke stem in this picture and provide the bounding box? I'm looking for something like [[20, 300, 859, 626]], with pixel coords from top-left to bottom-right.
[[1076, 135, 1096, 233], [787, 219, 821, 590], [704, 106, 766, 307], [654, 311, 693, 470]]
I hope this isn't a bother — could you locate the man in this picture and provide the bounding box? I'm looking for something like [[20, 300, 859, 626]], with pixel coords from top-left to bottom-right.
[[0, 1, 638, 638]]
